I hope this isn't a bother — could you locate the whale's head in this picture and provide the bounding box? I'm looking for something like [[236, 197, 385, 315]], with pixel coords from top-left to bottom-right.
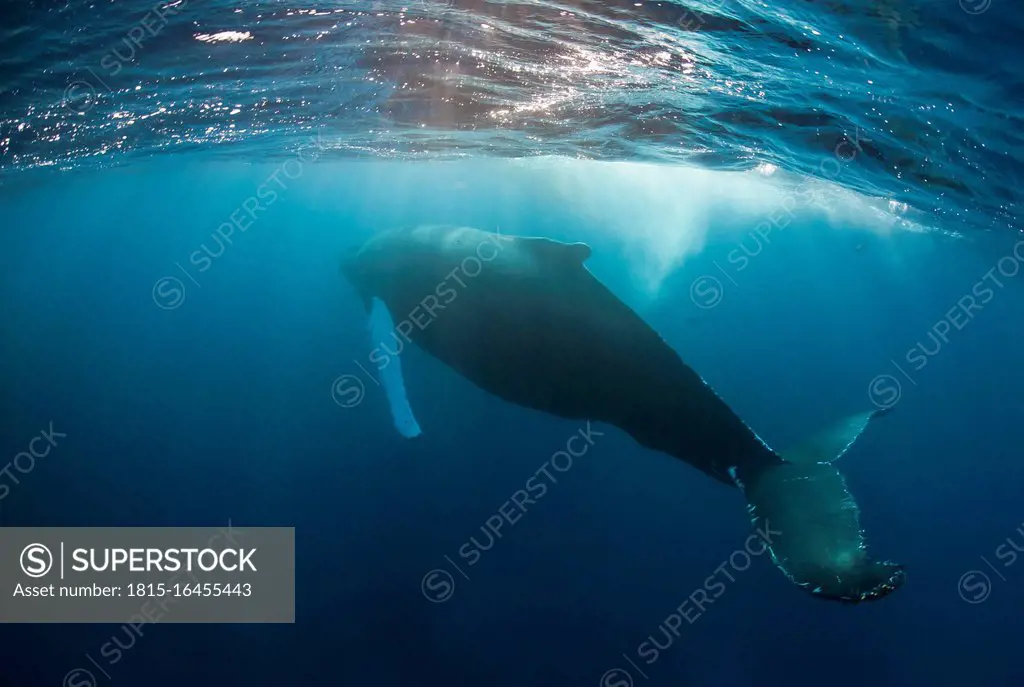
[[339, 244, 383, 309], [339, 229, 419, 307], [338, 245, 361, 284], [339, 245, 364, 294], [340, 226, 494, 304]]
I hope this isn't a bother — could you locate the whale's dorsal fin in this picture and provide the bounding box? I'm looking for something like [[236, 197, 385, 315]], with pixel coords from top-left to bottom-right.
[[522, 237, 592, 266]]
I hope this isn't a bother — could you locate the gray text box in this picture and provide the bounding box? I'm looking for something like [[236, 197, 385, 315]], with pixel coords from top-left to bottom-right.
[[1, 526, 294, 623]]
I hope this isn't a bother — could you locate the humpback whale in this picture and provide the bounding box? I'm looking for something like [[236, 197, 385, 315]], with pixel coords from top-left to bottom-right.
[[341, 225, 905, 603]]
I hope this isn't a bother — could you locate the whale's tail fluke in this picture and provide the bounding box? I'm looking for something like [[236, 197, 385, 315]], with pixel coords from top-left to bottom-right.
[[734, 409, 905, 603]]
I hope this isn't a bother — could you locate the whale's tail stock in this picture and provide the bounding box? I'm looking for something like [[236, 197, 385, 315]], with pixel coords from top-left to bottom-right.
[[734, 408, 905, 603]]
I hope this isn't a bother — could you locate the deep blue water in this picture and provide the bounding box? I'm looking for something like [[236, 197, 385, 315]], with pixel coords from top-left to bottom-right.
[[2, 1, 1024, 686]]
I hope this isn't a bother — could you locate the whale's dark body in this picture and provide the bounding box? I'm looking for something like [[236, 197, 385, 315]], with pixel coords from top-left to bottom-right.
[[342, 225, 905, 603]]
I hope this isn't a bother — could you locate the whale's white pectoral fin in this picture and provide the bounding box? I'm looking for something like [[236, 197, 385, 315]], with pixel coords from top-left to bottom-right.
[[368, 297, 422, 439]]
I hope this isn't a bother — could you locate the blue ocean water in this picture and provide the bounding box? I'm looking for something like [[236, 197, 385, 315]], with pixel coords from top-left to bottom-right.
[[1, 1, 1023, 686]]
